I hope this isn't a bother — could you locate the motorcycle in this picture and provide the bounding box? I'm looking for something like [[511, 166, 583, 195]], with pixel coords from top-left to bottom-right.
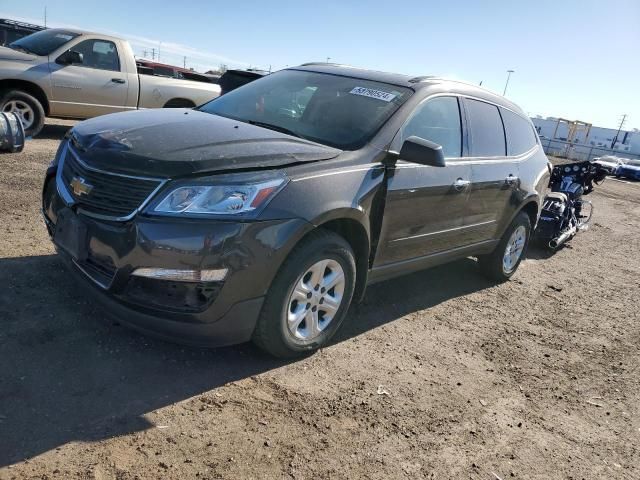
[[535, 160, 607, 250]]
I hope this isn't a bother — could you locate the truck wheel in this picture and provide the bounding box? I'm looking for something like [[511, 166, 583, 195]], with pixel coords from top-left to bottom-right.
[[252, 229, 356, 358], [0, 90, 45, 137], [478, 212, 531, 282]]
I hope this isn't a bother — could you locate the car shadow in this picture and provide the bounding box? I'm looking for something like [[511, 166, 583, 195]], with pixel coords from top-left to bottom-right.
[[0, 254, 491, 466], [31, 122, 73, 141], [525, 243, 569, 260]]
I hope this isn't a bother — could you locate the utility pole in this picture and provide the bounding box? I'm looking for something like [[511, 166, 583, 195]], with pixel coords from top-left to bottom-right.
[[44, 6, 47, 27], [503, 69, 514, 96], [151, 48, 155, 60], [158, 42, 162, 62], [611, 114, 627, 149], [183, 56, 187, 68], [326, 57, 331, 63]]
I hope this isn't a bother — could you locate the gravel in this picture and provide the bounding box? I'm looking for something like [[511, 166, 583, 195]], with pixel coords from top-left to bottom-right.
[[0, 120, 638, 479]]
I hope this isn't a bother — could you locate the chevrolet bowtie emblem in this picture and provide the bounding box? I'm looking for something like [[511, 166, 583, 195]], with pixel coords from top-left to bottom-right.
[[70, 176, 93, 197]]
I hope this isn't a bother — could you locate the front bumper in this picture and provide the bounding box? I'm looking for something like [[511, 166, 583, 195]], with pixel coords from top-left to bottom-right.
[[43, 171, 311, 347]]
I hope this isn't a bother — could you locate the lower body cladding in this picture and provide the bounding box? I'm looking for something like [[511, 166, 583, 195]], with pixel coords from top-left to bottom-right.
[[43, 180, 310, 347]]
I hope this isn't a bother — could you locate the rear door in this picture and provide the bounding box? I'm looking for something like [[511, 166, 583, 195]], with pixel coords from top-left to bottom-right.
[[375, 96, 472, 266], [461, 98, 520, 245], [49, 38, 130, 118]]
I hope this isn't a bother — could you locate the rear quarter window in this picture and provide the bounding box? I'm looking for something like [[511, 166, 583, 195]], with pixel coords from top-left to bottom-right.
[[500, 107, 537, 156], [465, 98, 506, 157]]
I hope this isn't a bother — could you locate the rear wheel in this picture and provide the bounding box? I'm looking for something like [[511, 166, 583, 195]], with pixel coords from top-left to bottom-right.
[[0, 90, 45, 137], [478, 212, 531, 282], [252, 229, 356, 358]]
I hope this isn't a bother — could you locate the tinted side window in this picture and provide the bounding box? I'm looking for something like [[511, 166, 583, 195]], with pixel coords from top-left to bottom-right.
[[501, 108, 537, 155], [402, 96, 462, 157], [465, 99, 506, 157], [72, 39, 120, 71]]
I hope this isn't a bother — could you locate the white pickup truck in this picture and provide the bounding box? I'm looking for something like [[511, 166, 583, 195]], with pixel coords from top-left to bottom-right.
[[0, 28, 220, 136]]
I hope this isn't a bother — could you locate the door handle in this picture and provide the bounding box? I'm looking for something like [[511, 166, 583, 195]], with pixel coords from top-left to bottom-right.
[[111, 78, 126, 84], [505, 174, 519, 185], [453, 178, 471, 191]]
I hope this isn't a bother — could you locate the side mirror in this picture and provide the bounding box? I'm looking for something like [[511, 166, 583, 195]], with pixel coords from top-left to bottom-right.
[[399, 136, 446, 167], [56, 50, 83, 65]]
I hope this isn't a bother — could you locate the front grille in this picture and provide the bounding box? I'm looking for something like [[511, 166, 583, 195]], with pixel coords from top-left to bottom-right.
[[60, 147, 163, 220]]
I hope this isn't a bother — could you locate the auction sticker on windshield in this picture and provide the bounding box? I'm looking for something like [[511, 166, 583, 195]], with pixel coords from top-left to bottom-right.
[[349, 86, 397, 102]]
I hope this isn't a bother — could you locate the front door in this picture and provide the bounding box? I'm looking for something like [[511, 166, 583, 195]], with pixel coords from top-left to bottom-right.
[[375, 96, 472, 266], [49, 38, 129, 118]]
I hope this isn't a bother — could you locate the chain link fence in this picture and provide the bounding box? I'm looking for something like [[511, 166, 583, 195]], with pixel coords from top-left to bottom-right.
[[541, 138, 640, 162]]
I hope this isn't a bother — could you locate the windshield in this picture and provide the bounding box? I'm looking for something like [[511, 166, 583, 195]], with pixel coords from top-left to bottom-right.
[[9, 29, 80, 56], [198, 70, 412, 150]]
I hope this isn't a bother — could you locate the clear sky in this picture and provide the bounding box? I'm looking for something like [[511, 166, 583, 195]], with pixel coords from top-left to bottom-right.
[[2, 0, 639, 130]]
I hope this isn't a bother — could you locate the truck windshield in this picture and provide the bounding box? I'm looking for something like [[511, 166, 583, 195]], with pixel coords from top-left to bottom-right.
[[198, 70, 412, 150], [9, 29, 79, 56]]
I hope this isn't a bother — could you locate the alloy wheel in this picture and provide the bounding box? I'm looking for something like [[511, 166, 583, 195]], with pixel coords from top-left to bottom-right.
[[3, 100, 35, 131], [286, 259, 346, 341], [503, 225, 527, 274]]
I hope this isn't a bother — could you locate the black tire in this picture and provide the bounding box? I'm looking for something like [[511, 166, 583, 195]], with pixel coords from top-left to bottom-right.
[[0, 89, 45, 137], [478, 212, 531, 282], [252, 229, 356, 358]]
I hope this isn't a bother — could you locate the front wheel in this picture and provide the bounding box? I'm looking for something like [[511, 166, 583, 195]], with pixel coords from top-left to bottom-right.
[[252, 229, 356, 358], [478, 212, 531, 282], [0, 90, 45, 137]]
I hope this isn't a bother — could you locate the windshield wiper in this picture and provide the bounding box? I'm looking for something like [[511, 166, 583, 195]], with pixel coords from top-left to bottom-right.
[[247, 120, 304, 140]]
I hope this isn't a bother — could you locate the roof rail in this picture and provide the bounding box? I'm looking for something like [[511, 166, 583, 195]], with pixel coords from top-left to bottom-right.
[[299, 62, 353, 68], [408, 75, 441, 83]]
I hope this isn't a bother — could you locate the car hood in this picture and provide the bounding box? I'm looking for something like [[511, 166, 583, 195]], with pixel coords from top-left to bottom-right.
[[0, 46, 38, 62], [70, 109, 342, 177]]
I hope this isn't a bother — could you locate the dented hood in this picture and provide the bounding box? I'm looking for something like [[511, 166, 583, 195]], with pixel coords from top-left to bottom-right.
[[70, 109, 341, 177]]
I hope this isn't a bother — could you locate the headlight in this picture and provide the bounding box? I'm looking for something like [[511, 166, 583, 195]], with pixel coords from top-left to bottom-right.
[[149, 171, 288, 217]]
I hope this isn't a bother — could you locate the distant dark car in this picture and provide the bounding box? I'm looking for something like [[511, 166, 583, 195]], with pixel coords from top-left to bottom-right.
[[0, 18, 44, 47], [42, 64, 550, 357], [615, 159, 640, 180], [218, 69, 268, 95]]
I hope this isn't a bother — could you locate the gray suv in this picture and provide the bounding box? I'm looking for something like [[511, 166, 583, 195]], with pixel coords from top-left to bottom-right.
[[42, 64, 550, 357]]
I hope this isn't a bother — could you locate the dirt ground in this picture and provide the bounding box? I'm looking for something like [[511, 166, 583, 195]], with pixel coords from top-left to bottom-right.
[[0, 120, 639, 480]]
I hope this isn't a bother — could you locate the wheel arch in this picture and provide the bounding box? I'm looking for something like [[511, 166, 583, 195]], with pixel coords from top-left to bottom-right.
[[0, 79, 50, 115], [316, 216, 370, 302], [289, 208, 371, 303], [163, 98, 196, 108], [519, 197, 540, 231]]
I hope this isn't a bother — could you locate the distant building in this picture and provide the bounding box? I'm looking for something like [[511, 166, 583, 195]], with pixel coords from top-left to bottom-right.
[[531, 116, 639, 155], [0, 18, 45, 46]]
